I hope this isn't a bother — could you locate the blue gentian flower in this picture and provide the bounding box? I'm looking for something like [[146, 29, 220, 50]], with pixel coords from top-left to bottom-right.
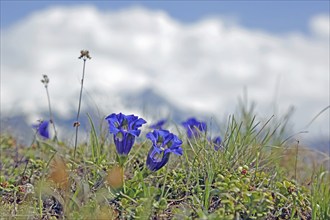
[[146, 129, 183, 171], [149, 119, 167, 129], [105, 113, 146, 155], [33, 120, 50, 139], [212, 136, 223, 151], [181, 117, 207, 139]]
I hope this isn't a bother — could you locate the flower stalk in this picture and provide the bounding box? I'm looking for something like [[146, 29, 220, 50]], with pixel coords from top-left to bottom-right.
[[41, 74, 58, 142], [74, 50, 91, 158]]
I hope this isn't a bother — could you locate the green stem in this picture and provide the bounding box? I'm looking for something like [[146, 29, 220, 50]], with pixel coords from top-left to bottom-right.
[[139, 168, 150, 197], [204, 168, 214, 210], [294, 141, 299, 181], [160, 166, 169, 199], [45, 85, 58, 143], [74, 58, 87, 158], [253, 151, 260, 181]]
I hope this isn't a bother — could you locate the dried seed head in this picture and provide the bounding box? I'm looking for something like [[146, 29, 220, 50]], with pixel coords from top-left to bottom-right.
[[78, 50, 91, 59], [73, 121, 80, 127], [41, 74, 49, 86]]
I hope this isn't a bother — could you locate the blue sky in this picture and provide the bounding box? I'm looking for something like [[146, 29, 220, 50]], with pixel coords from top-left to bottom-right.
[[1, 1, 329, 34]]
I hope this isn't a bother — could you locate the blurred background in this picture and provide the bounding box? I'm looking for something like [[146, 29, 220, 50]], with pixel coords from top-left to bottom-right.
[[1, 1, 329, 151]]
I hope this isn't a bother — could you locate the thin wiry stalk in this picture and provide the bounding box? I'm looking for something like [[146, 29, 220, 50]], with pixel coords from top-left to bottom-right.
[[294, 140, 299, 181], [41, 74, 58, 142], [74, 50, 91, 158], [74, 59, 86, 158], [45, 83, 58, 142]]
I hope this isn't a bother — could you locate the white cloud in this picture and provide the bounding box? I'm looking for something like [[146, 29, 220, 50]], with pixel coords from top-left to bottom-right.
[[1, 6, 329, 142], [310, 14, 330, 39]]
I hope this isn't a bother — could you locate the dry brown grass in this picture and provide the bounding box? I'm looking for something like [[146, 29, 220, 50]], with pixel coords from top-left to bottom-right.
[[106, 165, 124, 189], [48, 156, 69, 190]]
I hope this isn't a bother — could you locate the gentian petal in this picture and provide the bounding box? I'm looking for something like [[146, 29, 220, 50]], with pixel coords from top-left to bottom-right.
[[105, 113, 121, 134], [146, 129, 183, 172], [146, 147, 170, 172], [213, 136, 222, 151], [106, 113, 146, 156], [33, 120, 50, 139], [132, 117, 147, 129], [181, 117, 207, 139], [146, 131, 158, 145], [149, 119, 167, 129], [114, 133, 136, 155]]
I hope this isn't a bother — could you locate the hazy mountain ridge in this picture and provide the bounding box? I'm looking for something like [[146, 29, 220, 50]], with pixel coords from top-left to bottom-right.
[[1, 88, 329, 154], [0, 88, 193, 144]]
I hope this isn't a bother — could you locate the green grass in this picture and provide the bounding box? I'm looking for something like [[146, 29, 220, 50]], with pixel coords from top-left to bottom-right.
[[0, 108, 329, 220]]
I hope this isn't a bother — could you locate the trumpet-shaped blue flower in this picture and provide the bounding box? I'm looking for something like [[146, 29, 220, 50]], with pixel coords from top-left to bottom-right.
[[33, 120, 50, 139], [181, 117, 207, 139], [105, 113, 146, 155], [149, 119, 167, 130], [212, 136, 223, 151], [146, 129, 183, 171]]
